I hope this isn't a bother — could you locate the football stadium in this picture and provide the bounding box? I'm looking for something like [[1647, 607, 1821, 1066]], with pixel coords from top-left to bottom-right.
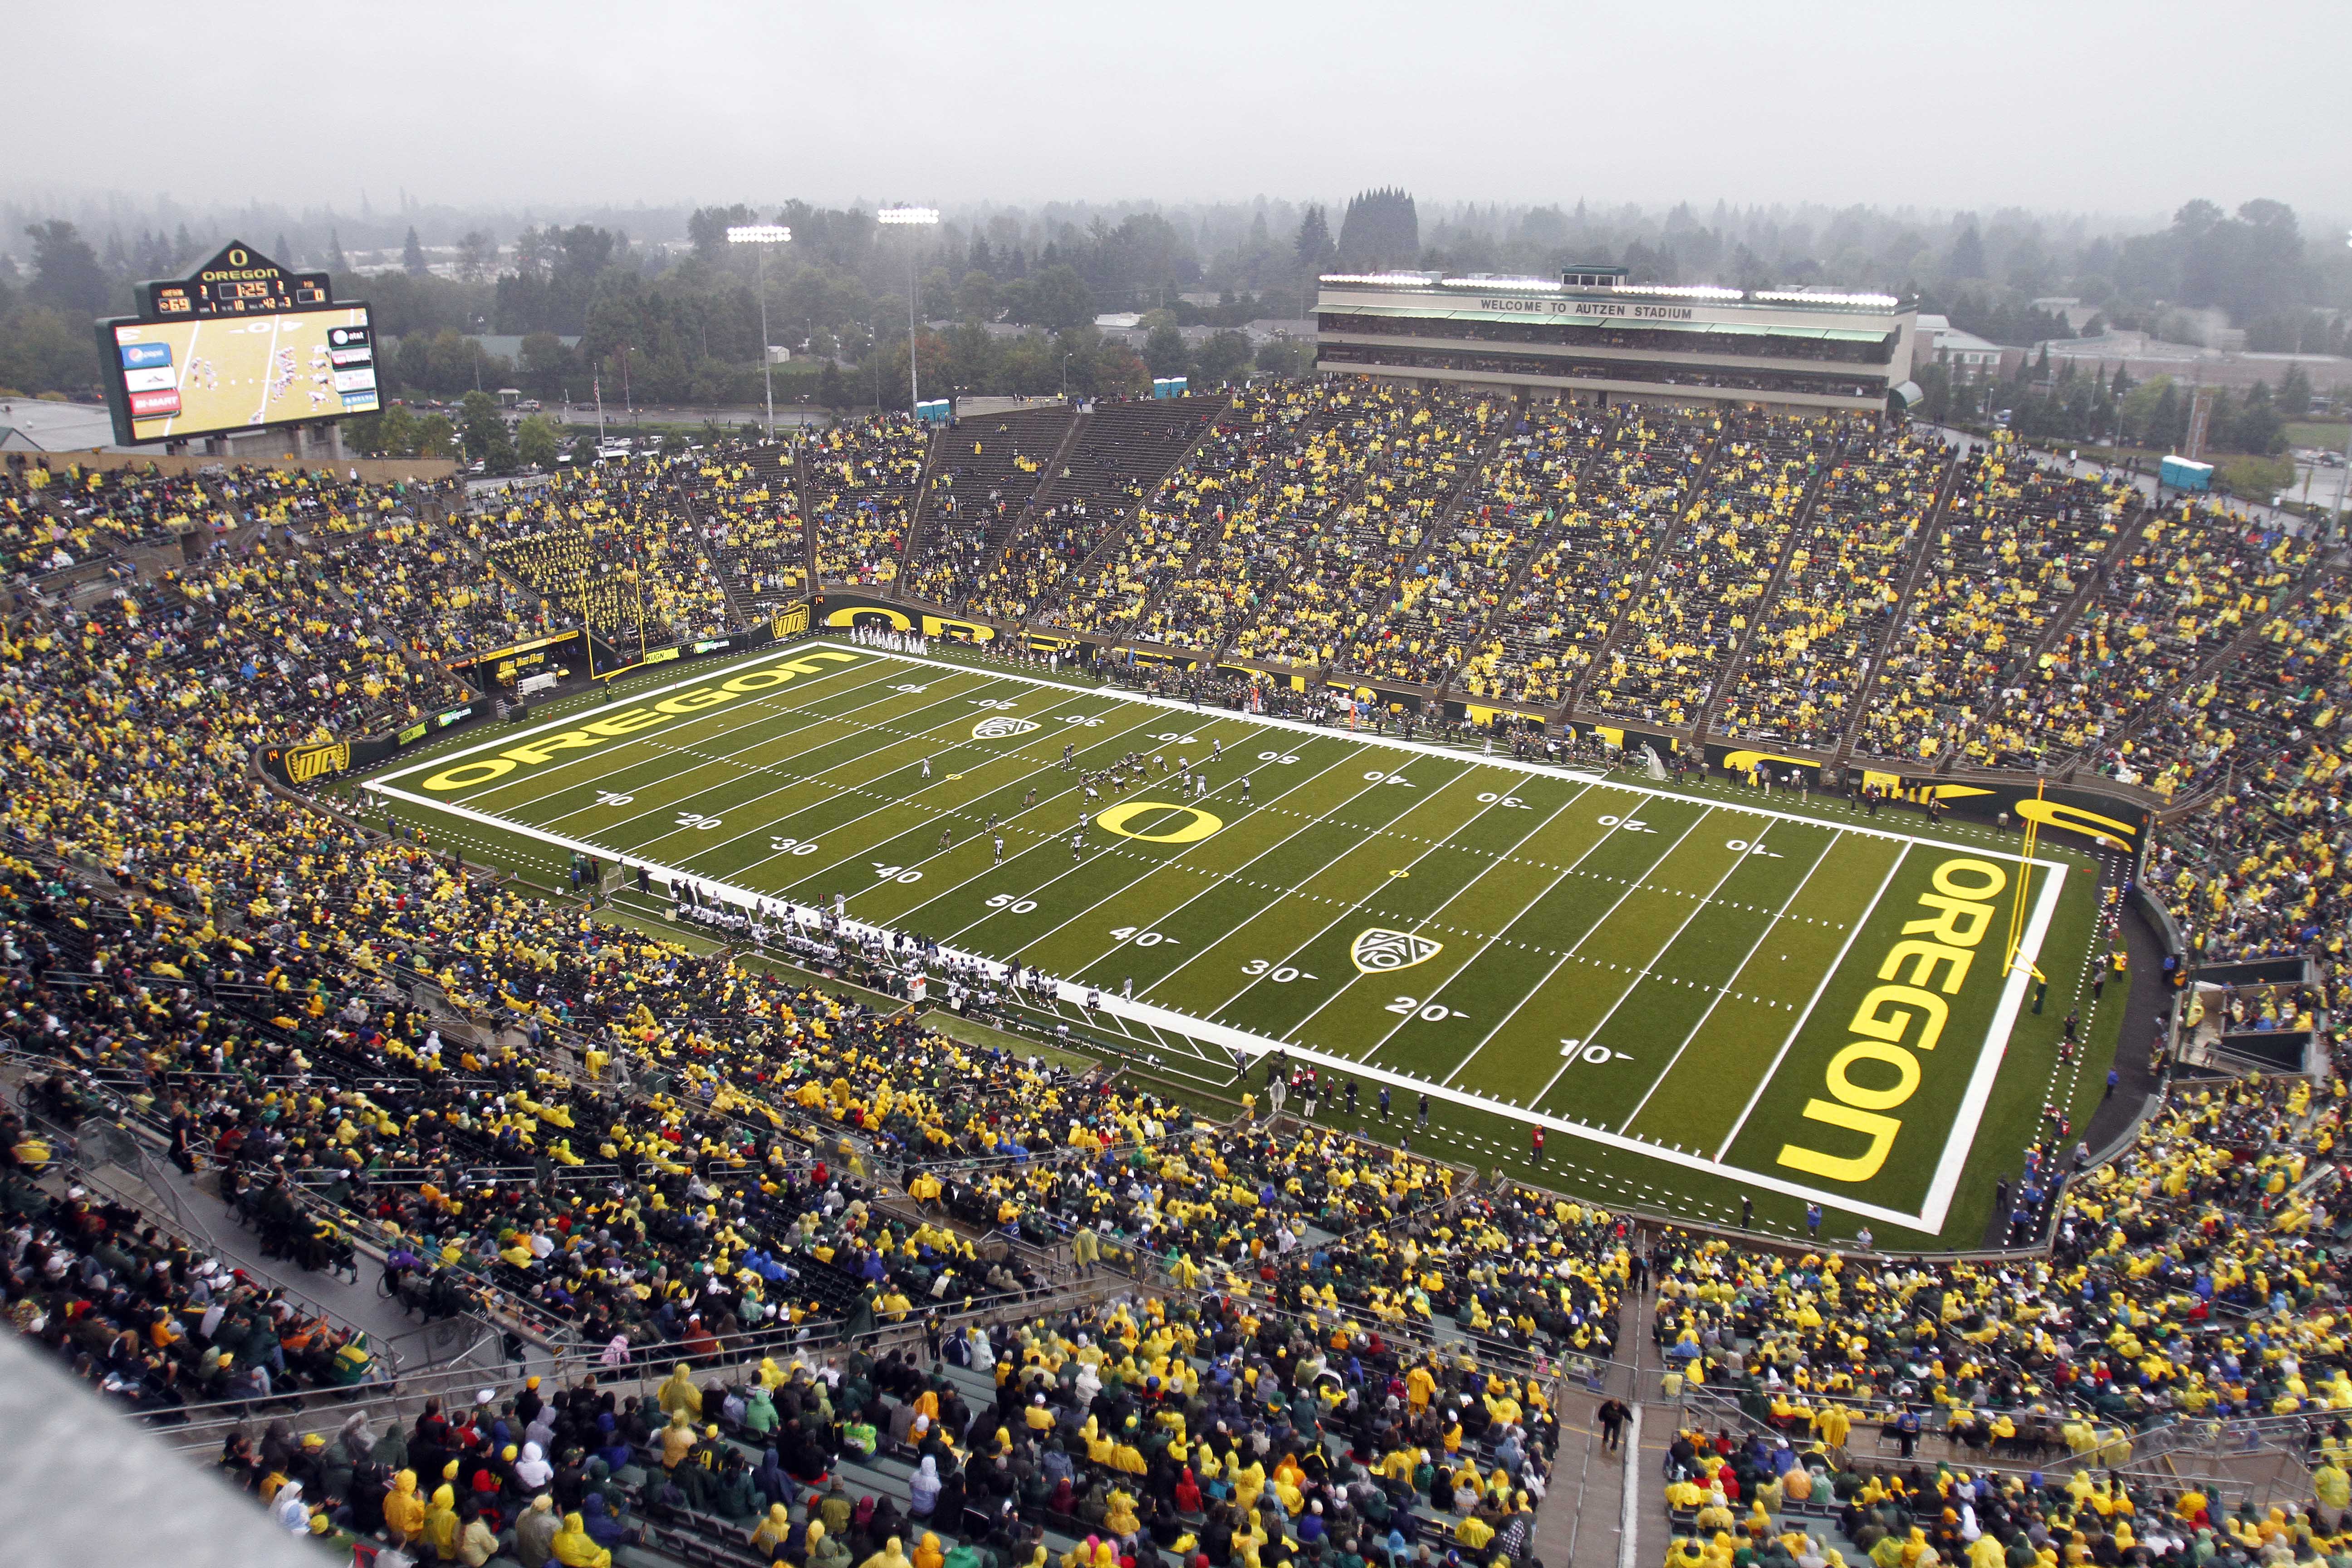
[[0, 29, 2345, 1567]]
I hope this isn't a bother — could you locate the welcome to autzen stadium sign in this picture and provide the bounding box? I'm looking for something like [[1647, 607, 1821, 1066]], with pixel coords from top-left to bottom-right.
[[1476, 295, 1709, 321]]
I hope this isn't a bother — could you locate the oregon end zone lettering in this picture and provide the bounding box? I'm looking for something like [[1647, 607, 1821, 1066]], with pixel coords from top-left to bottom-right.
[[419, 652, 861, 792], [1776, 857, 2008, 1185]]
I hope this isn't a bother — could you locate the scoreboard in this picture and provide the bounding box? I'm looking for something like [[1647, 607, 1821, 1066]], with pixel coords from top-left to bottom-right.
[[97, 239, 375, 446]]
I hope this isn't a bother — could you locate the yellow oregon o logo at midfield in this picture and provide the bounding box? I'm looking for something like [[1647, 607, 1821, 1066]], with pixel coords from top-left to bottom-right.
[[1095, 800, 1224, 844]]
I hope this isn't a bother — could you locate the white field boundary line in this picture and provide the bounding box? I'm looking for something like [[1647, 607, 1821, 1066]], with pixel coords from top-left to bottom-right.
[[367, 770, 1962, 1230], [369, 641, 904, 788], [381, 640, 2050, 869], [1914, 856, 2066, 1234], [1713, 841, 1910, 1161], [368, 642, 2072, 1230]]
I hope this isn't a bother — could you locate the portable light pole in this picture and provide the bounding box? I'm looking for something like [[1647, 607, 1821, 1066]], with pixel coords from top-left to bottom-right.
[[877, 206, 940, 414], [726, 223, 792, 441]]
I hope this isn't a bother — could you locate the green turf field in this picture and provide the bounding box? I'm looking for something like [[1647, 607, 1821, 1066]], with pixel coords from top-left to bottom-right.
[[363, 638, 2125, 1248]]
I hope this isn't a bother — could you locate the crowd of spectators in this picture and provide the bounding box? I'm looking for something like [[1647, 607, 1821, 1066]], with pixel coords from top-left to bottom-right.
[[809, 417, 930, 588], [1242, 389, 1488, 672], [968, 401, 1220, 627], [6, 395, 2352, 1564], [1048, 390, 1293, 642], [902, 408, 1073, 611], [1851, 441, 2136, 765], [471, 460, 737, 649], [1468, 407, 1715, 711], [685, 449, 811, 616], [1344, 410, 1600, 691], [1587, 413, 1829, 729], [1712, 431, 1942, 751], [1656, 1071, 2352, 1568]]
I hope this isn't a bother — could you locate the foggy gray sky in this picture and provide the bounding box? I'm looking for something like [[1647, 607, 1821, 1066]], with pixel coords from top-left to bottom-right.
[[13, 0, 2347, 217]]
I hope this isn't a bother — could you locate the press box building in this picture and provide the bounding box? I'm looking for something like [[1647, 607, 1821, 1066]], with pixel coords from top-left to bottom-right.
[[1313, 266, 1921, 415]]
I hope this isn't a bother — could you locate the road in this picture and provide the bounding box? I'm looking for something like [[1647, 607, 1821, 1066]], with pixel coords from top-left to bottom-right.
[[552, 402, 832, 430]]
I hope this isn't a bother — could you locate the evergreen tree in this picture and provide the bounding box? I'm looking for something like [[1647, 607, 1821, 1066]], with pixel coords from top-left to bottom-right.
[[403, 226, 427, 276], [1293, 206, 1335, 274], [1336, 188, 1419, 270], [1948, 225, 1987, 280], [329, 228, 347, 272]]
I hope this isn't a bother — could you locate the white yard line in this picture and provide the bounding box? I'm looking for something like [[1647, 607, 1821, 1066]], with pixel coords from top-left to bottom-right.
[[877, 713, 1302, 929], [1139, 755, 1474, 999], [1214, 776, 1552, 1029], [680, 691, 1166, 892], [1021, 752, 1414, 980], [1281, 784, 1592, 1044], [549, 667, 1015, 844], [522, 659, 962, 825], [1440, 807, 1714, 1089], [1712, 842, 1910, 1161], [1612, 824, 1838, 1131]]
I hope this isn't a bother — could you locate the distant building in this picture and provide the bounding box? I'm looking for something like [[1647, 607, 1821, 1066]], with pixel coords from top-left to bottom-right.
[[1245, 319, 1315, 345], [1315, 267, 1918, 413], [1916, 315, 2009, 381], [463, 334, 583, 363], [1092, 313, 1144, 331]]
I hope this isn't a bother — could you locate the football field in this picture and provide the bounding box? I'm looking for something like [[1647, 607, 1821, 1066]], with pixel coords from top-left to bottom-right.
[[366, 639, 2095, 1240]]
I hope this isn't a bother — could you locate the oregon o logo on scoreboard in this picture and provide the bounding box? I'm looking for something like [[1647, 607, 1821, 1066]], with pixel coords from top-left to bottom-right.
[[1095, 801, 1223, 844]]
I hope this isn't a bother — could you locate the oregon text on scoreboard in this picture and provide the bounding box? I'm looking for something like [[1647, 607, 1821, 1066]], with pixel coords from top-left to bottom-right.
[[95, 240, 377, 446], [1313, 267, 1921, 413]]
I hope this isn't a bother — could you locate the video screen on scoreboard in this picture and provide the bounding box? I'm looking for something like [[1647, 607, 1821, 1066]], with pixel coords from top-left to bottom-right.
[[105, 305, 377, 443]]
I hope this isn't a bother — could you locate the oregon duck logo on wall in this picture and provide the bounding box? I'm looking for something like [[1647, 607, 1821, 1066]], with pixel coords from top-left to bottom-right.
[[283, 741, 352, 782], [1351, 929, 1442, 974]]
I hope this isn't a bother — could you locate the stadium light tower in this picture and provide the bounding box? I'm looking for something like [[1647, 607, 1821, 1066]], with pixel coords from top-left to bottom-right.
[[877, 206, 940, 414], [727, 224, 792, 441]]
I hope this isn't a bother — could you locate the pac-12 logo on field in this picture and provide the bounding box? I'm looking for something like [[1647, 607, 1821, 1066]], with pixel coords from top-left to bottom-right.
[[972, 716, 1040, 739], [1351, 929, 1442, 974]]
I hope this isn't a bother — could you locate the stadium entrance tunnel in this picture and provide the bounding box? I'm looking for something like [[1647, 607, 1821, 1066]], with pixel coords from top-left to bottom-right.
[[1095, 801, 1224, 843]]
